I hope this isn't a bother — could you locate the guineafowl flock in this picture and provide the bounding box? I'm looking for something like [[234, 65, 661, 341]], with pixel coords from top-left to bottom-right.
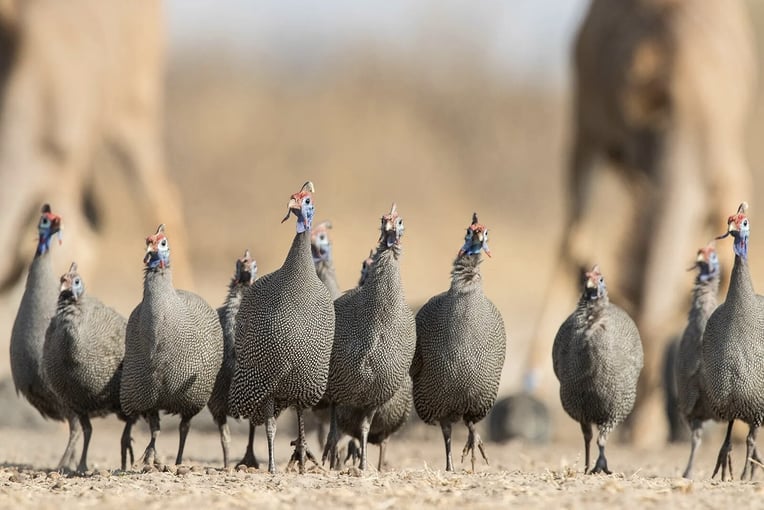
[[7, 193, 764, 481]]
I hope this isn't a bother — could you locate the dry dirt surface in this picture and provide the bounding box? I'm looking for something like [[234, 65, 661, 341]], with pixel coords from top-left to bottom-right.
[[0, 417, 762, 509]]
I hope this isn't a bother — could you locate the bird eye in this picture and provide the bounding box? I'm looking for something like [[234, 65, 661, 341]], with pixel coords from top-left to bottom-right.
[[40, 218, 50, 227], [599, 277, 604, 283], [160, 239, 167, 247], [319, 234, 326, 241], [305, 198, 311, 205], [74, 278, 81, 286], [743, 219, 749, 227], [396, 219, 403, 226]]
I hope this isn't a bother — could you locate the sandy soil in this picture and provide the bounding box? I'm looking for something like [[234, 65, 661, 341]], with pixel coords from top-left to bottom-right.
[[0, 416, 760, 510]]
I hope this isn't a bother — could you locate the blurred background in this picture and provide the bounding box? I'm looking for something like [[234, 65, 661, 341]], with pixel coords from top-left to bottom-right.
[[2, 0, 764, 444]]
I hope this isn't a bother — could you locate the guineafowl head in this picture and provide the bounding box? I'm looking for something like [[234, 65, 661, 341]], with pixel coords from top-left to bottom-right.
[[694, 243, 720, 283], [37, 203, 62, 256], [143, 224, 170, 270], [358, 249, 375, 286], [458, 212, 491, 258], [233, 249, 257, 286], [379, 203, 404, 248], [717, 202, 749, 260], [59, 262, 84, 301], [583, 265, 607, 301], [311, 221, 333, 263], [281, 181, 315, 234]]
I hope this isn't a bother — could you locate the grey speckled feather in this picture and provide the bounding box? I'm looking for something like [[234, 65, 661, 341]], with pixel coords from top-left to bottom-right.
[[323, 205, 416, 471], [230, 184, 335, 474], [552, 266, 643, 474], [412, 240, 506, 472], [207, 251, 259, 469], [43, 265, 135, 471], [9, 205, 81, 470], [675, 245, 720, 478], [702, 205, 764, 480], [120, 226, 224, 467]]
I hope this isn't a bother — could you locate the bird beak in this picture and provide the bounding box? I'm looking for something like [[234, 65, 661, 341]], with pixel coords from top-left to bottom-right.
[[585, 278, 596, 289], [281, 197, 299, 223], [143, 247, 153, 265]]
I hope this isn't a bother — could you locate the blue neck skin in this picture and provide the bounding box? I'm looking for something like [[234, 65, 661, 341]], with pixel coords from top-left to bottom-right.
[[146, 251, 170, 270], [734, 232, 748, 260], [36, 230, 60, 256]]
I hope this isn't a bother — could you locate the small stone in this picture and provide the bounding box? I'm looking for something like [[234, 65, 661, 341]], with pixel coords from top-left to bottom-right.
[[48, 472, 61, 480], [52, 480, 64, 490], [97, 470, 110, 478], [176, 466, 191, 476], [236, 464, 247, 472], [190, 465, 203, 473], [246, 467, 258, 474], [142, 465, 157, 474]]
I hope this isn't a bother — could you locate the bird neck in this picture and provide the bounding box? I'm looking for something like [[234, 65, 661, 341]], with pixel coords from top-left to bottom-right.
[[727, 255, 756, 306], [576, 291, 609, 323], [283, 230, 314, 279], [364, 246, 403, 302], [143, 266, 176, 301], [688, 273, 719, 327], [315, 259, 341, 298], [450, 253, 483, 292]]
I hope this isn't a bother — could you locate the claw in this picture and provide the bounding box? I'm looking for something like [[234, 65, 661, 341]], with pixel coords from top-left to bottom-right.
[[461, 423, 488, 472]]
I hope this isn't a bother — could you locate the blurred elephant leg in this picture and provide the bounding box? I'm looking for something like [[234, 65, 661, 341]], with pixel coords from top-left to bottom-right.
[[630, 123, 705, 447], [524, 130, 598, 394]]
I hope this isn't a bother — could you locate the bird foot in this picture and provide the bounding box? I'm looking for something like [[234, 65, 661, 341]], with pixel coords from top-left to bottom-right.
[[712, 443, 733, 481], [237, 450, 260, 469], [139, 446, 161, 469], [742, 445, 763, 481], [321, 431, 341, 469], [589, 454, 611, 475], [344, 439, 361, 468], [461, 429, 489, 472], [288, 439, 322, 474]]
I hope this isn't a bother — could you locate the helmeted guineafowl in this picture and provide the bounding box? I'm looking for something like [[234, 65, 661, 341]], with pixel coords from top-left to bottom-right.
[[333, 249, 412, 471], [311, 220, 341, 300], [675, 242, 720, 479], [321, 203, 416, 471], [553, 264, 643, 474], [10, 204, 81, 470], [229, 181, 335, 474], [702, 202, 764, 481], [43, 262, 136, 472], [411, 213, 506, 472], [207, 250, 259, 469], [120, 224, 224, 467], [339, 374, 412, 471]]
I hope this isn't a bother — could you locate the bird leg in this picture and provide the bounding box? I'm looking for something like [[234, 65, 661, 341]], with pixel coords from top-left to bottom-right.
[[120, 417, 135, 471], [217, 416, 231, 468], [76, 415, 92, 474], [344, 438, 360, 467], [140, 412, 161, 468], [682, 420, 703, 479], [581, 422, 592, 474], [441, 421, 453, 471], [461, 420, 489, 472], [287, 407, 321, 474], [237, 421, 259, 468], [321, 403, 341, 469], [359, 409, 376, 470], [742, 424, 762, 480], [265, 400, 278, 474], [712, 421, 734, 481], [56, 414, 82, 472], [377, 438, 388, 472], [175, 416, 191, 465], [590, 428, 611, 474]]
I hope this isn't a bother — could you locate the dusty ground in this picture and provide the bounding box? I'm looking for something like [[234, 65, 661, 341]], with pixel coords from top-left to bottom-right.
[[0, 415, 760, 509]]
